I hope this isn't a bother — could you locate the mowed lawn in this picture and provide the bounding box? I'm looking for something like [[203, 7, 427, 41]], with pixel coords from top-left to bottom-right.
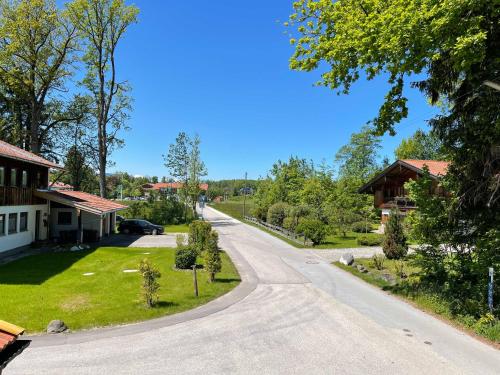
[[163, 223, 190, 233], [210, 196, 255, 221], [0, 247, 240, 333]]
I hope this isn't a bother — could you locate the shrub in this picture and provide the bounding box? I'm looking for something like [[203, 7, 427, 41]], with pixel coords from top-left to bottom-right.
[[175, 247, 197, 269], [204, 231, 221, 282], [121, 199, 191, 225], [357, 235, 383, 246], [267, 202, 290, 227], [188, 220, 212, 255], [352, 221, 370, 233], [382, 209, 408, 259], [371, 254, 385, 270], [139, 259, 161, 308], [296, 217, 327, 246], [394, 260, 407, 278], [283, 217, 296, 232]]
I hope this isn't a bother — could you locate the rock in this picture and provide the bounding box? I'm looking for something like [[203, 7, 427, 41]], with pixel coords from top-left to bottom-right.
[[356, 264, 368, 273], [47, 320, 68, 334], [70, 245, 81, 251], [380, 273, 395, 283], [339, 253, 354, 266]]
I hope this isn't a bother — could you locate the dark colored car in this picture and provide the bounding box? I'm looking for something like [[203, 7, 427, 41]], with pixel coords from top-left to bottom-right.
[[118, 219, 164, 235], [116, 215, 125, 223]]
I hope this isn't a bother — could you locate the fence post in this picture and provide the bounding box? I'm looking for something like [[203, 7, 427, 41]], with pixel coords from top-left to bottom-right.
[[488, 267, 494, 313], [192, 265, 199, 297]]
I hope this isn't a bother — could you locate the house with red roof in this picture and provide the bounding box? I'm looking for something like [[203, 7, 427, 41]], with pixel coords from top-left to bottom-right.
[[0, 140, 126, 254], [142, 182, 208, 196], [359, 159, 449, 224]]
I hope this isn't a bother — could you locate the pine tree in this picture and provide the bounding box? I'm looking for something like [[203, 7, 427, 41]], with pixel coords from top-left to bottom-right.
[[383, 209, 408, 260]]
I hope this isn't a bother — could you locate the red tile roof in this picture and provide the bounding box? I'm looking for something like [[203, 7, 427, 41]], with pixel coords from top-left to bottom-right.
[[0, 331, 16, 352], [37, 190, 127, 215], [0, 140, 62, 169], [144, 182, 208, 191], [401, 159, 449, 177]]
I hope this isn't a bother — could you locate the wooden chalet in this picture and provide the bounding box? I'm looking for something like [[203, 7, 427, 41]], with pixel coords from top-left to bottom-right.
[[359, 159, 449, 223]]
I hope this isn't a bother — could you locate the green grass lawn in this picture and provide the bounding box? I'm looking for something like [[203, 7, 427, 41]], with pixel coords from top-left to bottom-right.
[[163, 224, 190, 233], [0, 247, 240, 333], [334, 258, 500, 344], [210, 196, 255, 221]]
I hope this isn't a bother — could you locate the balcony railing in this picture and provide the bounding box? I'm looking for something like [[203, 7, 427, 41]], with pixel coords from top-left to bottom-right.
[[383, 196, 416, 208], [0, 186, 34, 206]]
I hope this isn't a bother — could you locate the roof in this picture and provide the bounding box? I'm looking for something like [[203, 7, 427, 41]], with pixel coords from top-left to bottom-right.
[[0, 320, 24, 353], [359, 159, 449, 193], [36, 190, 127, 215], [0, 140, 62, 169], [143, 182, 208, 191], [401, 159, 449, 177]]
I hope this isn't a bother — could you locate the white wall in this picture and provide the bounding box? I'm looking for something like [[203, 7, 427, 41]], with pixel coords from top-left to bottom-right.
[[0, 204, 48, 253], [50, 208, 107, 239]]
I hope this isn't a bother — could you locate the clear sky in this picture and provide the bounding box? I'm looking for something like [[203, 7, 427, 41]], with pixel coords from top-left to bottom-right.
[[109, 0, 437, 180]]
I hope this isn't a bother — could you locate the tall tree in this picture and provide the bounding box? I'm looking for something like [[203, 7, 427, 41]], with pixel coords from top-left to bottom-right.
[[288, 0, 499, 229], [335, 124, 381, 184], [67, 0, 138, 197], [0, 0, 78, 154], [187, 135, 207, 211], [395, 129, 445, 161], [165, 132, 191, 219]]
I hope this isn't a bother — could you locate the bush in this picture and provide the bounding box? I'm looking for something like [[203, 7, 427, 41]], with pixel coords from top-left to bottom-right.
[[204, 231, 221, 282], [357, 235, 383, 246], [139, 259, 161, 308], [175, 247, 197, 269], [352, 221, 370, 233], [371, 254, 385, 270], [382, 209, 408, 259], [267, 202, 290, 227], [296, 217, 327, 246], [283, 217, 296, 232], [121, 199, 192, 225], [188, 220, 212, 255]]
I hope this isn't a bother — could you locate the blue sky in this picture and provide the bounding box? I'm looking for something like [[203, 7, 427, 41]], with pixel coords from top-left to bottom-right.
[[108, 0, 437, 180]]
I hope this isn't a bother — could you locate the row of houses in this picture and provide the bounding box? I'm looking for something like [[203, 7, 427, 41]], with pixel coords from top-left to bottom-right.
[[0, 140, 127, 255]]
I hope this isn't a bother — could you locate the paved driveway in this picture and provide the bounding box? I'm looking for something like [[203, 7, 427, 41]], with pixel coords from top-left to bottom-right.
[[100, 233, 184, 247], [6, 207, 500, 374]]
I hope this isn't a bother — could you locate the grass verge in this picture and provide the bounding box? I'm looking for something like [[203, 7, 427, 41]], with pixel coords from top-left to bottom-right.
[[334, 258, 500, 345], [0, 247, 240, 333], [210, 199, 381, 249], [163, 224, 190, 233]]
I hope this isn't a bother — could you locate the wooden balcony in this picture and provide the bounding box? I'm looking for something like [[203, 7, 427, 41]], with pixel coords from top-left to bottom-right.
[[382, 196, 416, 209], [0, 186, 35, 206]]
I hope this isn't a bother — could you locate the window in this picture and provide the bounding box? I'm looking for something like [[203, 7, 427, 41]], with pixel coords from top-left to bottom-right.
[[20, 212, 28, 232], [0, 214, 5, 236], [10, 168, 17, 187], [8, 213, 17, 234], [0, 167, 4, 186], [22, 170, 28, 187], [57, 211, 72, 225], [36, 171, 42, 188]]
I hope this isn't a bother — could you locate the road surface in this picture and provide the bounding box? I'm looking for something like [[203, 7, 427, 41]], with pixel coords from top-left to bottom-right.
[[6, 206, 500, 374]]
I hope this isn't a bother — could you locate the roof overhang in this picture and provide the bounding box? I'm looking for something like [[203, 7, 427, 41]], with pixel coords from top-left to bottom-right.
[[358, 160, 441, 194], [35, 190, 125, 216]]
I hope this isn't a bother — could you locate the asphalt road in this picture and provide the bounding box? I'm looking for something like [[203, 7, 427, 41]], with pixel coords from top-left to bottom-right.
[[6, 206, 500, 374]]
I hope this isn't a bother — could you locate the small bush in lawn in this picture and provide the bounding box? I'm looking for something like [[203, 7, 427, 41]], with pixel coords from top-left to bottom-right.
[[175, 247, 197, 269], [204, 231, 221, 282], [394, 260, 407, 279], [352, 221, 369, 233], [188, 220, 212, 255], [382, 209, 408, 259], [296, 217, 327, 246], [357, 235, 383, 246], [139, 259, 161, 308], [372, 254, 385, 270]]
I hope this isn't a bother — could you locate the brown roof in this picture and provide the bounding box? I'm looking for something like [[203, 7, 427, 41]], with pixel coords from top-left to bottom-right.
[[49, 181, 74, 190], [144, 182, 209, 191], [401, 159, 449, 177], [36, 190, 127, 215], [0, 140, 62, 169]]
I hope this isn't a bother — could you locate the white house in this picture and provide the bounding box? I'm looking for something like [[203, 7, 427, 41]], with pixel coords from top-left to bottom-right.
[[0, 140, 126, 255]]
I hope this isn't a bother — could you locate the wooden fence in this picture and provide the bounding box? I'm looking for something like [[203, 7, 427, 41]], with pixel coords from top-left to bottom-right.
[[244, 216, 313, 247]]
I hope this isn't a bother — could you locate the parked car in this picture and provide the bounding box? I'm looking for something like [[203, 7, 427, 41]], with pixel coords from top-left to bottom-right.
[[118, 219, 164, 235]]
